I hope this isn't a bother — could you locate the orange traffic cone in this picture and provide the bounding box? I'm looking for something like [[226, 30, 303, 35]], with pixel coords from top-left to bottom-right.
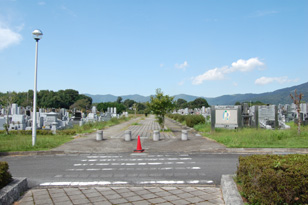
[[134, 135, 144, 153]]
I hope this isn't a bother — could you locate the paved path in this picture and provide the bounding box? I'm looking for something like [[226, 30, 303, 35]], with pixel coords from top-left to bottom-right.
[[52, 115, 226, 153], [17, 186, 224, 205], [13, 116, 227, 204]]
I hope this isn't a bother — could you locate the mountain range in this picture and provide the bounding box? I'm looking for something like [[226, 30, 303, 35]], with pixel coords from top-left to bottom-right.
[[85, 81, 308, 105]]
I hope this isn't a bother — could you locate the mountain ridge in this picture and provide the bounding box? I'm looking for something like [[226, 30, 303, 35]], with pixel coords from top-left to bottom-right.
[[85, 81, 308, 105]]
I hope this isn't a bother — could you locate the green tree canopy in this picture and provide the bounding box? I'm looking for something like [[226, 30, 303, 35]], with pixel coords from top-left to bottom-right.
[[188, 97, 209, 109], [96, 102, 126, 114], [123, 99, 136, 108], [176, 98, 187, 109], [70, 98, 91, 112], [0, 89, 92, 109], [147, 89, 175, 130]]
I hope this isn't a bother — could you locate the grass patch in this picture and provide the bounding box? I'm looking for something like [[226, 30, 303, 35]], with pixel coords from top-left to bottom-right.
[[0, 116, 132, 152], [194, 123, 308, 148], [161, 128, 172, 132], [131, 122, 141, 126], [0, 134, 73, 152]]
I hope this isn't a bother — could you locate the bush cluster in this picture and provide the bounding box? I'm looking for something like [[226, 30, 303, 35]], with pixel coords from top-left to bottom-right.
[[237, 154, 308, 204], [167, 114, 205, 127], [0, 161, 12, 189], [57, 130, 77, 135]]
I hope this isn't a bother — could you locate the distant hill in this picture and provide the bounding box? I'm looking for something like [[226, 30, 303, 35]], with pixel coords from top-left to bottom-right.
[[85, 94, 151, 103], [85, 81, 308, 105], [206, 82, 308, 105]]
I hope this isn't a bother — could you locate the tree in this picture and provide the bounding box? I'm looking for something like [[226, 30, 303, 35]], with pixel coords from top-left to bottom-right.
[[290, 89, 303, 135], [96, 102, 126, 114], [70, 99, 91, 112], [116, 97, 123, 104], [189, 97, 209, 109], [176, 98, 187, 109], [132, 103, 138, 116], [123, 99, 136, 109], [147, 89, 175, 130]]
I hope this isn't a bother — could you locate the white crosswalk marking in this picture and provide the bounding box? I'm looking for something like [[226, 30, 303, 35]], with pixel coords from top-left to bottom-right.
[[45, 154, 215, 186]]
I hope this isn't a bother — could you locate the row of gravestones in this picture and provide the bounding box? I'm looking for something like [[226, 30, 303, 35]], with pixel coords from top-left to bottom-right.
[[210, 103, 308, 130]]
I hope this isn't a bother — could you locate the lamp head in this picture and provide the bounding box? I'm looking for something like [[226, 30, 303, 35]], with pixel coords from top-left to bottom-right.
[[32, 29, 43, 41]]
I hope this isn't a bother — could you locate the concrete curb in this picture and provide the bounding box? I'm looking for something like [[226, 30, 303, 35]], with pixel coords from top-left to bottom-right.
[[0, 177, 28, 205], [0, 151, 65, 156], [221, 175, 244, 205]]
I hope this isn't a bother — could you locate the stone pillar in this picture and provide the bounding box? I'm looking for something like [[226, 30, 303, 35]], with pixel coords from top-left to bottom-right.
[[181, 130, 188, 141], [275, 105, 278, 129], [51, 122, 57, 134], [124, 130, 131, 141], [96, 130, 103, 141], [211, 106, 215, 131], [153, 130, 160, 141]]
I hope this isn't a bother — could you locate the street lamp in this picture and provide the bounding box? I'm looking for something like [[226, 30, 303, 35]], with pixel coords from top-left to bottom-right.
[[32, 29, 43, 146]]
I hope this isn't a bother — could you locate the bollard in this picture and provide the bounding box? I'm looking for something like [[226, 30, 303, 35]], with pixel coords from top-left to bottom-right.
[[153, 130, 160, 141], [79, 120, 83, 127], [124, 130, 131, 141], [181, 130, 188, 141], [96, 130, 103, 141]]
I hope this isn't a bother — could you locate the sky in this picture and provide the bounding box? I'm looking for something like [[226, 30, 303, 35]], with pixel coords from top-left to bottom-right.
[[0, 0, 307, 98]]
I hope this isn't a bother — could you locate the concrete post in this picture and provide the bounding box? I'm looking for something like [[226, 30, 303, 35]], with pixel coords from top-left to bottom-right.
[[124, 130, 131, 141], [181, 130, 188, 141], [153, 130, 160, 141], [211, 106, 215, 131], [96, 130, 103, 141]]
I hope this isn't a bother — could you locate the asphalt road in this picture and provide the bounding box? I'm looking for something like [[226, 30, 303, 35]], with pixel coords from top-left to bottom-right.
[[1, 153, 247, 188]]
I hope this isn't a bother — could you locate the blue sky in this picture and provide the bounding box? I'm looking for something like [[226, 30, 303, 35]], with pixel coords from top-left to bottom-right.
[[0, 0, 307, 98]]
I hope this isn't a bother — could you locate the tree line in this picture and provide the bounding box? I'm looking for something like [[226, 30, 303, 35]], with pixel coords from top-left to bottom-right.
[[0, 89, 92, 110], [0, 89, 211, 115]]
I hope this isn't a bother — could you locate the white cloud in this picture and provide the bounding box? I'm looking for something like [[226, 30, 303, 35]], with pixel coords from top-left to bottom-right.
[[192, 57, 264, 85], [175, 61, 189, 71], [229, 58, 264, 72], [0, 24, 22, 50], [160, 63, 164, 68], [255, 76, 298, 85]]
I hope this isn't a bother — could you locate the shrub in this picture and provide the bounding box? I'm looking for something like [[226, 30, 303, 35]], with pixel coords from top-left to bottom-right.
[[57, 130, 77, 135], [177, 115, 186, 123], [237, 154, 308, 204], [185, 115, 205, 127], [0, 161, 12, 189]]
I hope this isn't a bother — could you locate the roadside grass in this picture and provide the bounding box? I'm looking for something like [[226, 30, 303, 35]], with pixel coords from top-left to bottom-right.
[[194, 122, 308, 148], [131, 122, 141, 126], [0, 134, 73, 152], [0, 116, 133, 152]]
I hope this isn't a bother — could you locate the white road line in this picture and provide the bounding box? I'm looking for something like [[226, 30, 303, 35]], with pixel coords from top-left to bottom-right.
[[148, 162, 162, 165]]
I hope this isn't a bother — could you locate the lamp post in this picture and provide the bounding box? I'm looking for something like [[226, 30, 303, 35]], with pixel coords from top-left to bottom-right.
[[32, 29, 43, 146]]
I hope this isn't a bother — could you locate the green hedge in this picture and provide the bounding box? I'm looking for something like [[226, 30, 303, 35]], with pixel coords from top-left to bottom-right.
[[236, 154, 308, 204], [0, 161, 12, 189], [185, 115, 205, 127], [167, 114, 205, 127]]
